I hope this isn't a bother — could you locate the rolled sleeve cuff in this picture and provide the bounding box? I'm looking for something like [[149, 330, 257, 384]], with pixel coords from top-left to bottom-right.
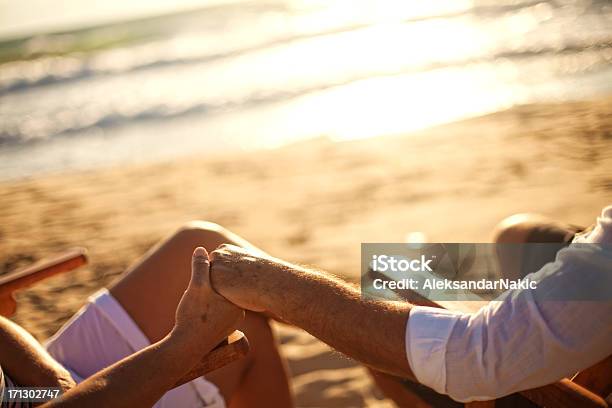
[[406, 306, 463, 395]]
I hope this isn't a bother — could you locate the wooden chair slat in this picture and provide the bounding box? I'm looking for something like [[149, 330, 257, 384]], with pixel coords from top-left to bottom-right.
[[521, 378, 608, 408], [572, 355, 612, 398], [175, 330, 250, 387], [0, 248, 88, 297]]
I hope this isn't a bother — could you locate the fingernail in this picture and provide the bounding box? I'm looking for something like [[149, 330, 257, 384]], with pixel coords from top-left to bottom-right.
[[194, 247, 207, 257]]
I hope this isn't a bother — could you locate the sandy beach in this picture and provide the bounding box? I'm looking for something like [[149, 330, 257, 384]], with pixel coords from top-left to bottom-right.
[[1, 96, 611, 407]]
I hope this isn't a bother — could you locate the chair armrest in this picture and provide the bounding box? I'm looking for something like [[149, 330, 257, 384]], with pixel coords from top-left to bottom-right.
[[0, 248, 88, 297], [520, 378, 609, 408], [174, 330, 250, 387], [465, 379, 609, 408], [0, 248, 88, 316]]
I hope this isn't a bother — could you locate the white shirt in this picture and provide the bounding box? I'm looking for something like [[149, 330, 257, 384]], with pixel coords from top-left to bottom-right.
[[405, 205, 612, 402]]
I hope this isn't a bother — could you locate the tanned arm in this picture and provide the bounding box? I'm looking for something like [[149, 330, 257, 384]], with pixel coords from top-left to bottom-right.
[[0, 317, 76, 391], [42, 247, 243, 407], [42, 333, 203, 408], [210, 244, 414, 379]]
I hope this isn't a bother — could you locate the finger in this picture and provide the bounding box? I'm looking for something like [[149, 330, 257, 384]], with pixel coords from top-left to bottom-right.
[[191, 246, 209, 287], [216, 243, 241, 252], [210, 246, 231, 261]]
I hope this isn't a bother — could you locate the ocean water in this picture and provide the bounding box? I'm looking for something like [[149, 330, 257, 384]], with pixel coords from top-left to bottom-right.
[[1, 0, 612, 180]]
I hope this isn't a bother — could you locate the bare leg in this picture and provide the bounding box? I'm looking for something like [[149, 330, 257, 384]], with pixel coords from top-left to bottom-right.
[[109, 221, 293, 407], [492, 213, 579, 279]]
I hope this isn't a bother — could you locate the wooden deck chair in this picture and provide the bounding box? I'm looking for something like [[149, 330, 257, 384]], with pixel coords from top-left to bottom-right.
[[0, 248, 249, 386], [398, 290, 611, 408]]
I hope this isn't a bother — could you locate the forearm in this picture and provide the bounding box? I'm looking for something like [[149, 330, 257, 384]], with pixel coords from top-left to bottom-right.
[[214, 257, 414, 378], [0, 317, 74, 390], [43, 333, 212, 408], [272, 266, 413, 377]]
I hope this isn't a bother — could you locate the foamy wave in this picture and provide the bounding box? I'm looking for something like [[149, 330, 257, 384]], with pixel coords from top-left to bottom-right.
[[2, 0, 612, 150], [3, 0, 595, 96]]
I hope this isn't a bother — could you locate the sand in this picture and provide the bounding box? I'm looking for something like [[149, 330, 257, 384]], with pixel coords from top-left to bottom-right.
[[1, 96, 611, 407]]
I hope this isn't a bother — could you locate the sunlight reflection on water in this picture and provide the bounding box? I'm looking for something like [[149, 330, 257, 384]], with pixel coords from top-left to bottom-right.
[[0, 0, 611, 179]]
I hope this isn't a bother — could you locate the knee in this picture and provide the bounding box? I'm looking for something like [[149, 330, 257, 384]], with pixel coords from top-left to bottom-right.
[[173, 220, 231, 249], [179, 220, 228, 235], [492, 214, 547, 244]]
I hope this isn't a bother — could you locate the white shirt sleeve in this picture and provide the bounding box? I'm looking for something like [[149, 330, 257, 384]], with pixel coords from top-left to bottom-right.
[[405, 205, 612, 402], [405, 306, 463, 394]]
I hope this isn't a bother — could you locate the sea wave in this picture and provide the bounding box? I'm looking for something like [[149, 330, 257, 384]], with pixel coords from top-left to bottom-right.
[[2, 43, 611, 148], [2, 0, 612, 152], [0, 0, 598, 96]]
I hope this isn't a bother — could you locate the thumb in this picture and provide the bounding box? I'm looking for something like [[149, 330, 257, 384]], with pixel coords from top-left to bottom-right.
[[190, 246, 210, 287]]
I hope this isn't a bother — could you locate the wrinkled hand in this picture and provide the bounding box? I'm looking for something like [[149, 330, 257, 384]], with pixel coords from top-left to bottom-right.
[[172, 247, 244, 354], [210, 244, 281, 312]]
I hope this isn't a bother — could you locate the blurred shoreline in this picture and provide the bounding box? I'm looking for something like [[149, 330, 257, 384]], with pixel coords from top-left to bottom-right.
[[2, 0, 612, 181]]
